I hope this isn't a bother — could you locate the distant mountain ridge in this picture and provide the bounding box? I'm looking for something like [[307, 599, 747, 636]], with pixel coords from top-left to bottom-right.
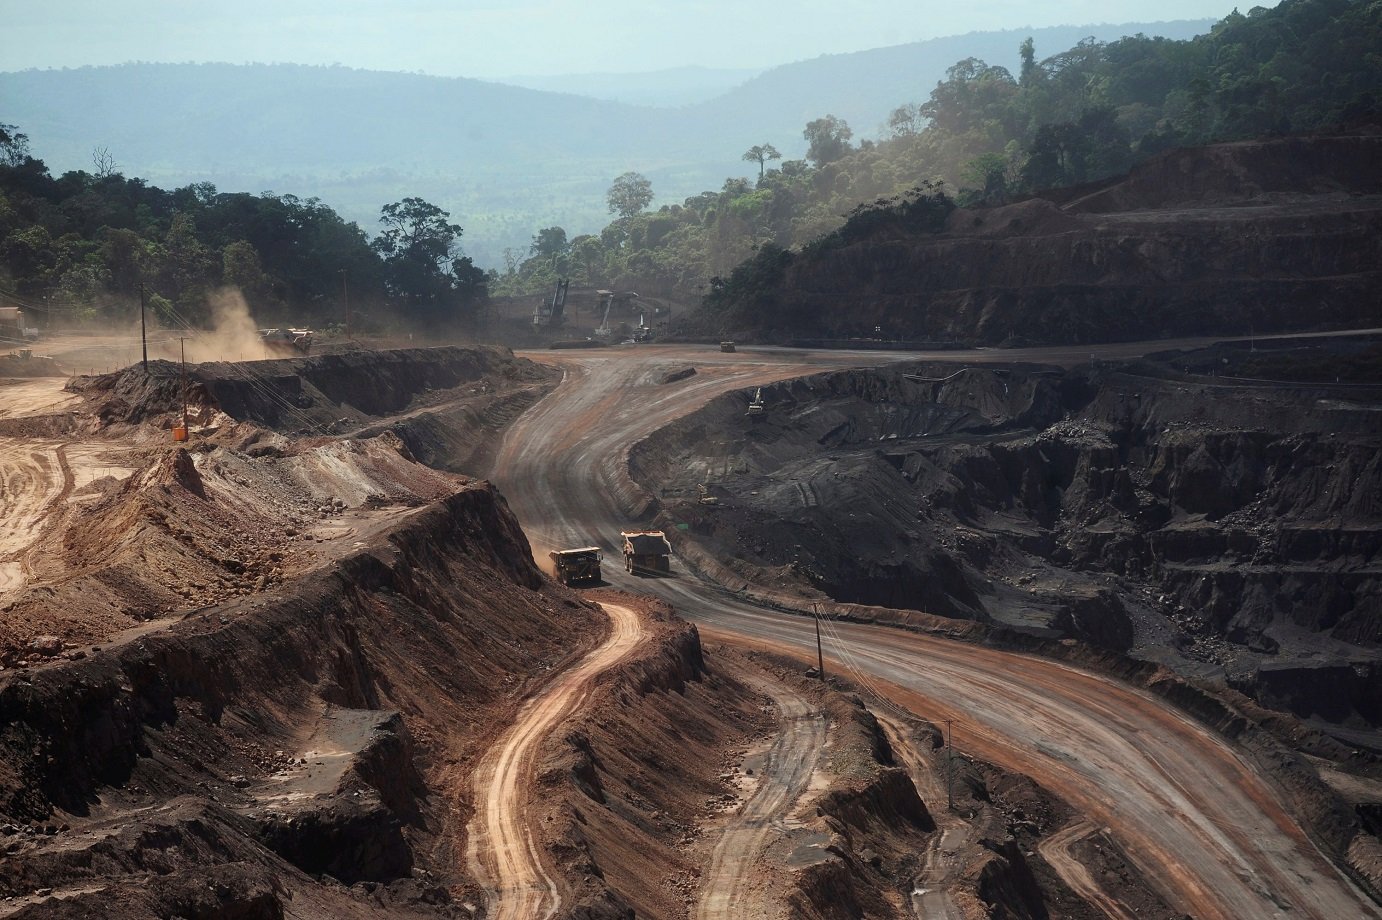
[[500, 65, 764, 107], [0, 20, 1213, 267]]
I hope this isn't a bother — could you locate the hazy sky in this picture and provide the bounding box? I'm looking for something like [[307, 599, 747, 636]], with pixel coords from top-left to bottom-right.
[[2, 0, 1255, 78]]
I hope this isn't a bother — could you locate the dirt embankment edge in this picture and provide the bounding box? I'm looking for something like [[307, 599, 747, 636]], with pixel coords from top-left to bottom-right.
[[0, 481, 608, 917]]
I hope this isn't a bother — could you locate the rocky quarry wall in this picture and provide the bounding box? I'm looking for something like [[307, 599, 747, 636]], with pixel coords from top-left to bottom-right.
[[69, 345, 558, 473], [632, 357, 1382, 737], [769, 134, 1382, 345], [0, 469, 601, 916]]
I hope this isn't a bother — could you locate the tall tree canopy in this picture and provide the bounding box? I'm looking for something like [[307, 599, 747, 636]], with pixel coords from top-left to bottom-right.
[[741, 143, 782, 178], [802, 116, 853, 165], [606, 171, 654, 220], [372, 197, 484, 325], [529, 226, 569, 265]]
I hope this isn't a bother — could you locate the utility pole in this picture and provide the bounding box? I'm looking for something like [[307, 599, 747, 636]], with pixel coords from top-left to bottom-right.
[[179, 337, 188, 434], [812, 603, 825, 681], [139, 283, 148, 372], [340, 269, 349, 340], [943, 719, 955, 811]]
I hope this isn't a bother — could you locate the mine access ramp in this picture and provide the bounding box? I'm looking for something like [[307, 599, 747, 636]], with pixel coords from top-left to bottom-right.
[[621, 530, 671, 576], [550, 546, 602, 586]]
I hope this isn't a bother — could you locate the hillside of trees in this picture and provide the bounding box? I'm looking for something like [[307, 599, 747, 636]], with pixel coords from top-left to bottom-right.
[[2, 0, 1376, 341], [0, 21, 1207, 268], [0, 128, 485, 334], [492, 0, 1382, 318]]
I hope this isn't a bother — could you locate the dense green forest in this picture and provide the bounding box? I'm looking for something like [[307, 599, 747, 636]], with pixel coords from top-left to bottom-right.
[[1, 21, 1209, 268], [0, 128, 486, 333], [2, 0, 1377, 337], [493, 0, 1382, 312]]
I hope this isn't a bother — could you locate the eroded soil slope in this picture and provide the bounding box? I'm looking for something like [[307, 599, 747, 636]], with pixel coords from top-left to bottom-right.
[[0, 347, 596, 917], [762, 133, 1382, 345], [632, 339, 1382, 743]]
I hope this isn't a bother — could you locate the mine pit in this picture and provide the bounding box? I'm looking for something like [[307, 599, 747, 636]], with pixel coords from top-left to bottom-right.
[[0, 335, 1377, 918]]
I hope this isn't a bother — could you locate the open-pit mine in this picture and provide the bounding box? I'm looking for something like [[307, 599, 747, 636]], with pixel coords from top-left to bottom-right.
[[1, 333, 1379, 919]]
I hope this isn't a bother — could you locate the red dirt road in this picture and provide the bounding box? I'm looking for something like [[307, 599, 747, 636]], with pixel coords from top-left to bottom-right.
[[465, 602, 644, 920], [492, 342, 1381, 919]]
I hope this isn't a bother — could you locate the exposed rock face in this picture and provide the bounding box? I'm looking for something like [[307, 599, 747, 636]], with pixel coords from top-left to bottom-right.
[[768, 134, 1382, 344], [633, 348, 1382, 737], [69, 345, 558, 445], [0, 478, 604, 917]]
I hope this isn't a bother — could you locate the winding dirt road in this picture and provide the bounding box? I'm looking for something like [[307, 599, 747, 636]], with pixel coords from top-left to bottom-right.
[[491, 342, 1382, 919], [465, 602, 643, 920], [695, 666, 825, 920]]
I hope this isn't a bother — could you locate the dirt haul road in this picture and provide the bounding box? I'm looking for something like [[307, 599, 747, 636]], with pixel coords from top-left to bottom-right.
[[695, 664, 826, 920], [466, 602, 644, 920], [0, 377, 137, 610], [492, 342, 1381, 919]]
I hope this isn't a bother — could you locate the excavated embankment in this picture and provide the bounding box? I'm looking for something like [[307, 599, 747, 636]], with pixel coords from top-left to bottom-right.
[[633, 354, 1382, 722], [67, 345, 559, 474], [0, 469, 611, 917], [760, 134, 1382, 345], [630, 349, 1382, 894], [534, 613, 958, 920]]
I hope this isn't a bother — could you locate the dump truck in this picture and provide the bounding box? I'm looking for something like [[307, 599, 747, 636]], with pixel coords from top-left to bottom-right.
[[720, 341, 736, 353], [259, 327, 313, 356], [549, 546, 602, 586], [621, 530, 671, 575]]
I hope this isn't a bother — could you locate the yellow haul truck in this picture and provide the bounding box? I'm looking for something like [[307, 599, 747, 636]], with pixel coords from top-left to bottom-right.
[[621, 530, 671, 575], [550, 547, 602, 586]]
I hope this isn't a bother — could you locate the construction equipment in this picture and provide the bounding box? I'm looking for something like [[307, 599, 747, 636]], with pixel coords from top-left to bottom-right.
[[258, 328, 313, 356], [746, 387, 765, 417], [533, 278, 570, 328], [549, 546, 602, 586], [621, 530, 671, 576], [720, 341, 736, 353], [593, 290, 615, 340], [632, 313, 654, 343], [0, 306, 39, 341], [593, 290, 641, 340]]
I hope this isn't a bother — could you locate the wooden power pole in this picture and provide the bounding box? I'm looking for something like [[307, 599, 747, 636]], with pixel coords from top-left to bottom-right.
[[943, 719, 955, 811], [139, 284, 148, 372]]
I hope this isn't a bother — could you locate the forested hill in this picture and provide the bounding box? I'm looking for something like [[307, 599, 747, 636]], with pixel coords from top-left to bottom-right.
[[0, 20, 1207, 267], [677, 21, 1212, 140]]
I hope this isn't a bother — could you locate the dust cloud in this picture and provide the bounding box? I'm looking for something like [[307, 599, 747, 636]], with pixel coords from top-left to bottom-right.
[[181, 288, 270, 363]]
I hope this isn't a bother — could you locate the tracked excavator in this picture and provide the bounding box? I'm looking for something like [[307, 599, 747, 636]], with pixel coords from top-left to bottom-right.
[[533, 278, 570, 328]]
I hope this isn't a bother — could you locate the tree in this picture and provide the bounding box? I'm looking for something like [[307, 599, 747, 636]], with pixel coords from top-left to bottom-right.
[[802, 116, 853, 165], [1019, 37, 1039, 86], [374, 197, 462, 265], [1021, 121, 1085, 189], [160, 211, 217, 320], [372, 197, 474, 323], [222, 239, 267, 297], [962, 152, 1013, 203], [887, 103, 925, 138], [606, 172, 653, 220], [569, 235, 606, 284], [742, 143, 782, 178], [0, 124, 30, 167], [92, 146, 120, 179], [530, 226, 569, 265]]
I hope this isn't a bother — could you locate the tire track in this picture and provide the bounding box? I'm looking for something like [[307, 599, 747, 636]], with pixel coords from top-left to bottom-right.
[[0, 440, 68, 600], [874, 710, 970, 920], [1039, 820, 1138, 920], [465, 602, 644, 920], [493, 344, 1382, 919], [695, 665, 825, 920]]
